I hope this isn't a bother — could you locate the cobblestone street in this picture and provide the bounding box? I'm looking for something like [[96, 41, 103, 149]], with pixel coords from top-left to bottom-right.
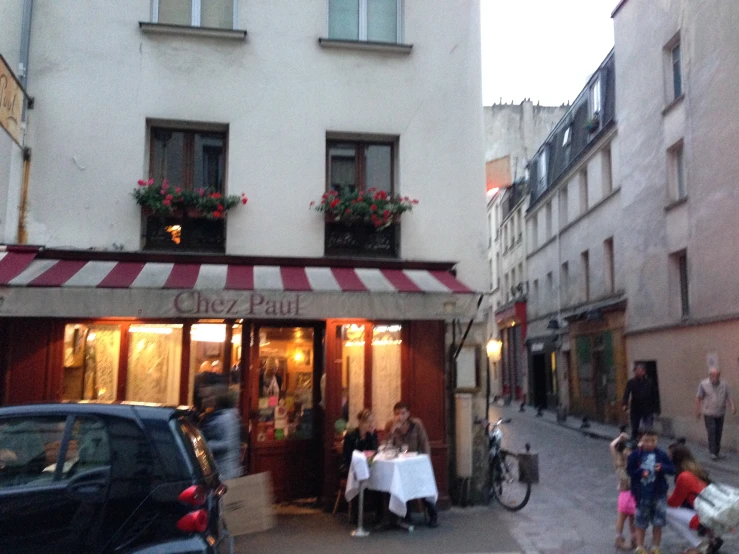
[[490, 404, 739, 554]]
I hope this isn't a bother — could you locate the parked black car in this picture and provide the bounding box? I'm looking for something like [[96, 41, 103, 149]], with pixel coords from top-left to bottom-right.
[[0, 403, 232, 554]]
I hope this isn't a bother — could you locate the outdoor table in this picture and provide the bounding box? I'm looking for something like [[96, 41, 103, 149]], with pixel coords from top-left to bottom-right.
[[344, 450, 438, 536]]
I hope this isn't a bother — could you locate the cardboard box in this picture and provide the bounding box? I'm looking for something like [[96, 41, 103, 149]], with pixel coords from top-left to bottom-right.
[[223, 472, 276, 536]]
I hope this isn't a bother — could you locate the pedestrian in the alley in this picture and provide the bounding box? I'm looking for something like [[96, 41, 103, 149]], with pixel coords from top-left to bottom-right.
[[610, 431, 637, 550], [201, 378, 243, 480], [623, 363, 661, 439], [695, 367, 736, 460], [627, 429, 675, 554]]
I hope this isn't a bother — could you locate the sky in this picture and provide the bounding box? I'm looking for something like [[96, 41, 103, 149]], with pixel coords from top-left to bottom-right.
[[480, 0, 616, 107]]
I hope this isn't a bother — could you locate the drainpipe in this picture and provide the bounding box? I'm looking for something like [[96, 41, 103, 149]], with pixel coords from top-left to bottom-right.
[[16, 0, 34, 244]]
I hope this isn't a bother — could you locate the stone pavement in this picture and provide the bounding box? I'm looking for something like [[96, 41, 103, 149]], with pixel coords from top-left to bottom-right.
[[489, 404, 739, 554], [235, 505, 523, 554]]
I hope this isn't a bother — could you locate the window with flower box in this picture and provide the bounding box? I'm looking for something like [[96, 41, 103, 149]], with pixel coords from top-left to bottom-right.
[[144, 125, 229, 252], [153, 0, 237, 30], [325, 138, 401, 258]]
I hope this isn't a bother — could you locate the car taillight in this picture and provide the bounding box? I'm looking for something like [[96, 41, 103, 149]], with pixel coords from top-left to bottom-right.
[[176, 509, 209, 533], [178, 485, 208, 507]]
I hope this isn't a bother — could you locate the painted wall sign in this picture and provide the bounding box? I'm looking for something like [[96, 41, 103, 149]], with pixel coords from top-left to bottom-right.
[[0, 55, 27, 147], [173, 291, 302, 317]]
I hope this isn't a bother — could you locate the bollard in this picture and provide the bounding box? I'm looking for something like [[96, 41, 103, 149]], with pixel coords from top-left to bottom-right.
[[518, 443, 539, 484]]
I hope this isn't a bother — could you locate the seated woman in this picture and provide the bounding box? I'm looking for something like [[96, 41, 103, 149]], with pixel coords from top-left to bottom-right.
[[341, 409, 378, 474], [666, 443, 721, 554]]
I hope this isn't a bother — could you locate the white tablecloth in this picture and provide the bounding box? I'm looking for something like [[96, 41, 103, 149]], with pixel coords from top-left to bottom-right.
[[345, 450, 439, 516]]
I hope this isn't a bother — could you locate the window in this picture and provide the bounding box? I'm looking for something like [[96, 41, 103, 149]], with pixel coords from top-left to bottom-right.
[[531, 217, 539, 250], [511, 268, 517, 294], [128, 324, 184, 405], [604, 237, 615, 294], [504, 273, 510, 301], [561, 262, 569, 303], [532, 279, 539, 314], [674, 251, 689, 317], [487, 213, 493, 248], [154, 0, 236, 29], [545, 202, 553, 238], [328, 0, 402, 43], [517, 209, 523, 243], [579, 169, 589, 213], [538, 150, 548, 190], [327, 140, 393, 194], [581, 250, 590, 301], [495, 253, 501, 289], [150, 126, 226, 192], [559, 185, 568, 227], [672, 143, 687, 199], [671, 43, 682, 100], [546, 272, 553, 311], [602, 146, 613, 195], [590, 76, 601, 116], [562, 126, 572, 147]]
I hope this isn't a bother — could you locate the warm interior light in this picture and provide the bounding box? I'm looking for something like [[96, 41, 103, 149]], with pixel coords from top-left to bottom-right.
[[486, 338, 503, 363], [191, 324, 226, 343], [129, 326, 173, 335], [293, 350, 305, 363], [87, 333, 96, 341], [166, 224, 182, 245]]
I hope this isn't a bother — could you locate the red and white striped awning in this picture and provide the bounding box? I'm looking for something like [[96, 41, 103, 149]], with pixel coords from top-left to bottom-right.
[[0, 249, 478, 320]]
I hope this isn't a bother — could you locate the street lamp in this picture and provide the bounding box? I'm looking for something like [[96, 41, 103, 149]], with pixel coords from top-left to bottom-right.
[[486, 338, 503, 410]]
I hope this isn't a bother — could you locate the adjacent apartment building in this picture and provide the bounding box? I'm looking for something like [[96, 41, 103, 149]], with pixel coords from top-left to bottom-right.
[[0, 0, 488, 506], [484, 100, 566, 401], [525, 51, 623, 418], [613, 0, 739, 446]]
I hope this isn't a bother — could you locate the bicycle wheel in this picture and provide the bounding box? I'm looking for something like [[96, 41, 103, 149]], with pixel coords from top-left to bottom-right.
[[492, 451, 531, 511]]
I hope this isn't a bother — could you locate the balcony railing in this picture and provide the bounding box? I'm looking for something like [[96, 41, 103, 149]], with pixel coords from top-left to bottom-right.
[[324, 221, 400, 258], [144, 215, 225, 253]]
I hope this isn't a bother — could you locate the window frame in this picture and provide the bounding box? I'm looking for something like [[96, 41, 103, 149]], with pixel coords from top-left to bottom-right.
[[581, 250, 590, 302], [671, 42, 682, 100], [677, 250, 689, 317], [151, 0, 239, 30], [148, 124, 229, 193], [326, 139, 396, 195], [327, 0, 404, 44], [667, 140, 687, 201], [590, 76, 602, 117]]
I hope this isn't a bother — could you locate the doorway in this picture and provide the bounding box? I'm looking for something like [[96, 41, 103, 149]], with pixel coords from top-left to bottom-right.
[[531, 354, 548, 409]]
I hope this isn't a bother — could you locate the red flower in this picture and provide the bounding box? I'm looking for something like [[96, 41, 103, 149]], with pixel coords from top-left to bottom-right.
[[330, 199, 340, 209], [175, 187, 182, 193], [163, 199, 171, 206], [137, 179, 146, 186], [212, 211, 221, 218], [217, 204, 224, 211], [166, 194, 173, 200], [329, 190, 338, 196], [241, 197, 248, 205], [160, 189, 166, 195], [345, 209, 351, 214], [322, 193, 328, 200], [147, 179, 154, 185], [383, 209, 390, 217], [412, 199, 419, 204], [162, 181, 169, 189], [309, 201, 315, 208], [370, 204, 377, 211], [374, 191, 387, 200], [212, 192, 222, 199]]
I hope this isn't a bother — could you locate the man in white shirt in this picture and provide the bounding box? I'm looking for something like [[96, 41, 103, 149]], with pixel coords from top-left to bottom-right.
[[696, 367, 736, 460]]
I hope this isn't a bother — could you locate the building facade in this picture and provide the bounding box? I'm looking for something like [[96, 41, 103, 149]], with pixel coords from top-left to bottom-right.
[[0, 0, 488, 505], [525, 51, 626, 417], [484, 101, 566, 401], [613, 0, 739, 447]]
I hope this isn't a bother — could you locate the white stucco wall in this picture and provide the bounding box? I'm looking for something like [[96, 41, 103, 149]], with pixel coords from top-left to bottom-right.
[[17, 0, 487, 289]]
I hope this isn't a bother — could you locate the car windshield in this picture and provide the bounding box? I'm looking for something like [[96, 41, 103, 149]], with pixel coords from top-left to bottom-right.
[[178, 419, 216, 478]]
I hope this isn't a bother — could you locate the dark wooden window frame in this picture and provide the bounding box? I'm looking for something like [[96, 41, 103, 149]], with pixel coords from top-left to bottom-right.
[[325, 139, 396, 195]]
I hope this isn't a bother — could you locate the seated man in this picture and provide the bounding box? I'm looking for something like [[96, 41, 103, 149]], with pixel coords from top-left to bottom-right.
[[385, 401, 438, 527]]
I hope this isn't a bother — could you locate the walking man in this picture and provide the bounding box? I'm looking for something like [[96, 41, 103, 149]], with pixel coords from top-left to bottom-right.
[[622, 363, 661, 439], [696, 367, 735, 460]]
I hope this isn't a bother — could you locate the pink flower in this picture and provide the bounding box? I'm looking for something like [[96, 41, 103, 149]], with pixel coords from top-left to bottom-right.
[[166, 194, 173, 200], [162, 180, 169, 189], [199, 189, 205, 196], [163, 199, 171, 206], [383, 209, 390, 217], [160, 189, 166, 195], [309, 201, 315, 208], [242, 197, 248, 205], [175, 187, 181, 193], [137, 179, 146, 186], [147, 179, 154, 185], [370, 204, 377, 211]]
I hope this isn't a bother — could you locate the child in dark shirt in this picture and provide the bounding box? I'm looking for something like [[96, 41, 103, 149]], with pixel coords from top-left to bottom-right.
[[627, 429, 675, 554]]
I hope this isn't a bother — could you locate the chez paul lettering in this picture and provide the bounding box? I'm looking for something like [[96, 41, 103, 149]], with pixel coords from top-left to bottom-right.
[[0, 74, 19, 128], [173, 291, 301, 316]]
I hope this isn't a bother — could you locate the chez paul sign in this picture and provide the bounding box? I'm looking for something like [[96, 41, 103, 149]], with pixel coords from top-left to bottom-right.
[[173, 291, 303, 317], [0, 55, 29, 147]]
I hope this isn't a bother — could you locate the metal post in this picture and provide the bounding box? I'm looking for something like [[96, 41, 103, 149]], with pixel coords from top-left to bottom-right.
[[351, 482, 369, 537]]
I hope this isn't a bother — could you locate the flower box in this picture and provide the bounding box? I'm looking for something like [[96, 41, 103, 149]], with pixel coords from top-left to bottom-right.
[[133, 179, 247, 220], [324, 220, 400, 258], [311, 187, 417, 231]]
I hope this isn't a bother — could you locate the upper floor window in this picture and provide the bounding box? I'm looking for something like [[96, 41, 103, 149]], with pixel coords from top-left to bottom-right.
[[538, 150, 548, 190], [671, 43, 682, 100], [153, 0, 237, 29], [667, 140, 687, 201], [590, 76, 601, 116], [328, 0, 402, 43], [327, 140, 394, 194]]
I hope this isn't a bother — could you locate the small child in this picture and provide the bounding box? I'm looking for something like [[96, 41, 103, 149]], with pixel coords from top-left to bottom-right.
[[627, 429, 676, 554], [610, 430, 637, 550]]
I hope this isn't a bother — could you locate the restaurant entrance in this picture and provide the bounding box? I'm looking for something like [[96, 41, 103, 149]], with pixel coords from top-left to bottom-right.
[[248, 324, 325, 502]]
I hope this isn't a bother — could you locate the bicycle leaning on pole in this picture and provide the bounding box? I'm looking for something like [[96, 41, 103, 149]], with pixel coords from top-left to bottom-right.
[[481, 418, 532, 511]]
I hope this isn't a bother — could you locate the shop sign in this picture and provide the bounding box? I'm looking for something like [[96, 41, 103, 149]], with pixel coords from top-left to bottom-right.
[[0, 55, 27, 147], [173, 291, 302, 317], [531, 342, 544, 352]]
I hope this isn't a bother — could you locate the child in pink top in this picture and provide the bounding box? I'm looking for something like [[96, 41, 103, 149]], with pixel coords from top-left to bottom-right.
[[611, 431, 637, 550]]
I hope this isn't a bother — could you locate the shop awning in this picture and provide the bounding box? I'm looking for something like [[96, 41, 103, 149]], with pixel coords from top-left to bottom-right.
[[0, 249, 479, 320]]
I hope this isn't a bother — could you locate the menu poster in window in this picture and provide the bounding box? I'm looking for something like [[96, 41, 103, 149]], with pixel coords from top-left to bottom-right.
[[64, 325, 88, 368], [455, 346, 480, 391], [259, 357, 286, 398]]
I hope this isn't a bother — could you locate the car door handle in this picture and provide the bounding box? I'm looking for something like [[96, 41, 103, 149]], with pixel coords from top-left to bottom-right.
[[66, 467, 110, 500]]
